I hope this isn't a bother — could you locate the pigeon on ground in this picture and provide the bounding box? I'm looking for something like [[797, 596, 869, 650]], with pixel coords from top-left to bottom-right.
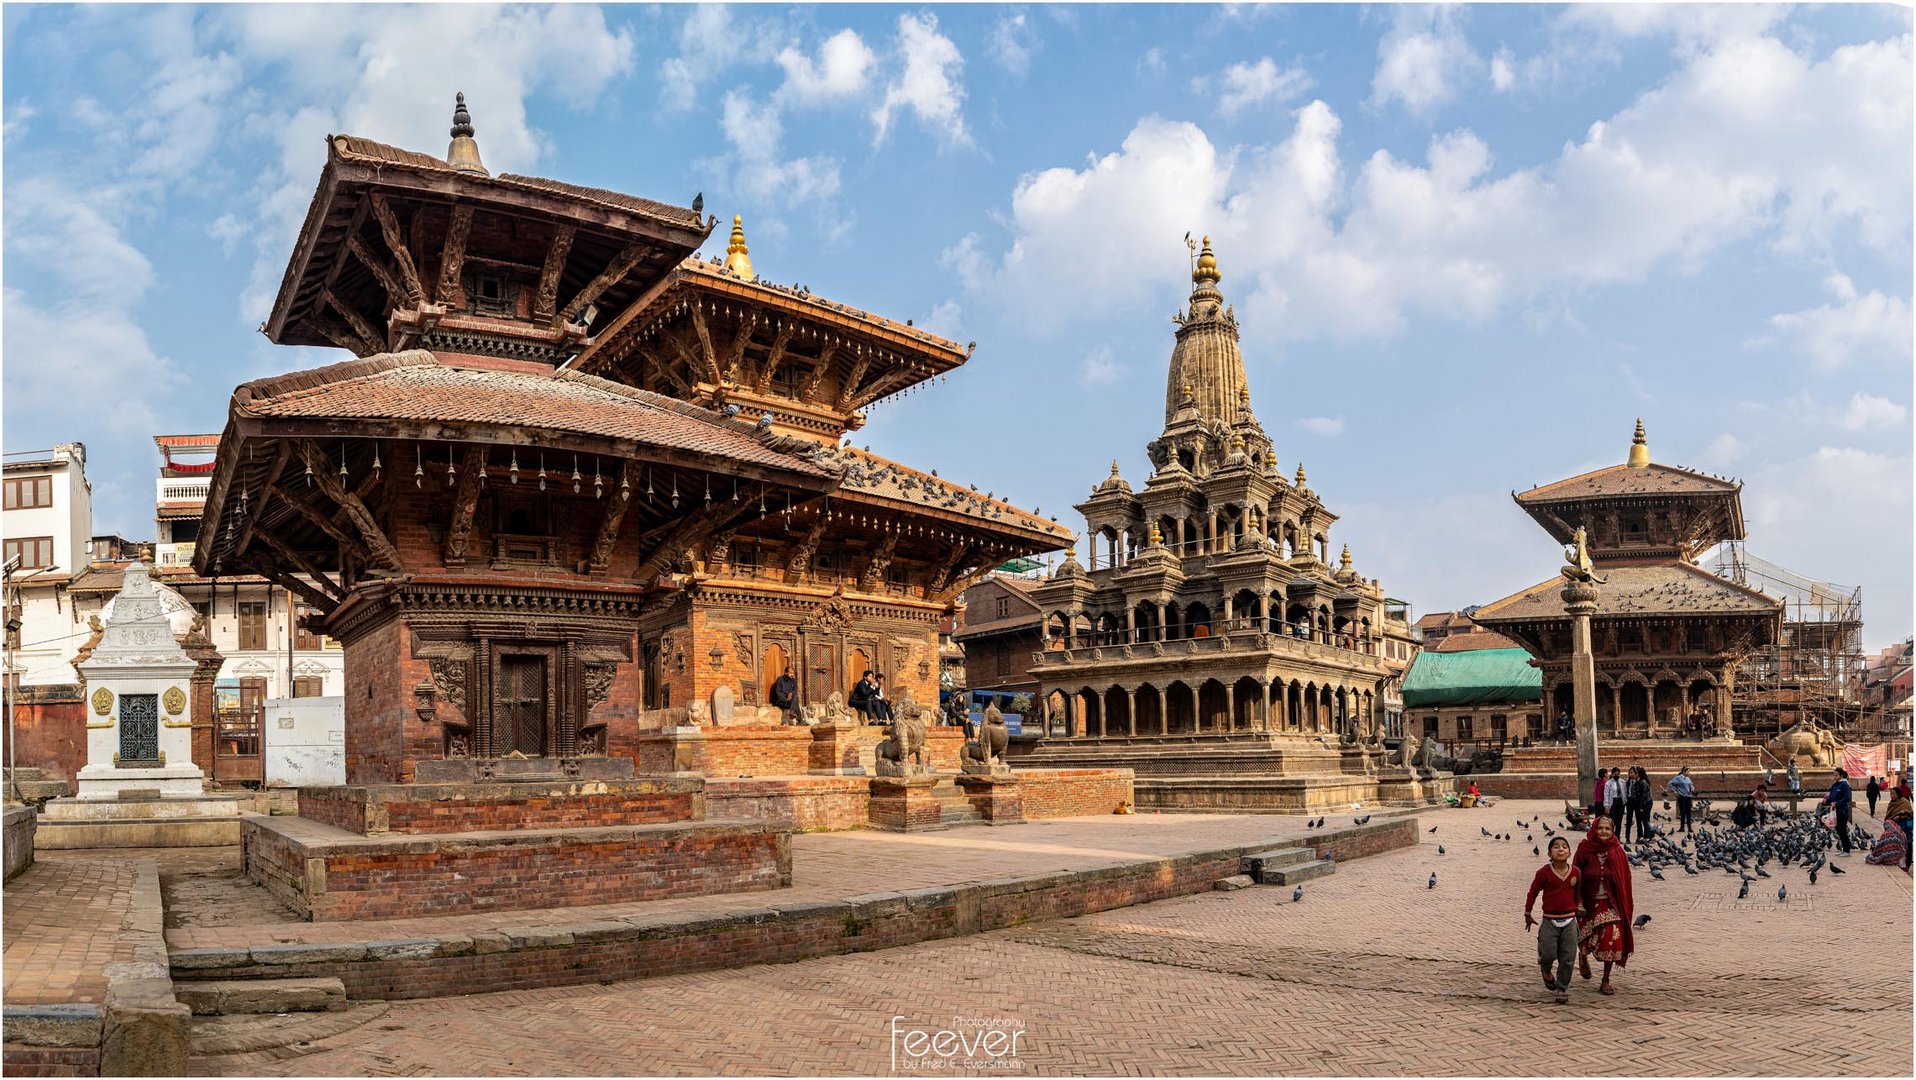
[[1633, 914, 1651, 928], [1354, 815, 1371, 825], [1305, 818, 1317, 830], [1437, 846, 1446, 855], [1482, 827, 1492, 837], [1429, 826, 1438, 833], [1737, 880, 1750, 899], [1293, 885, 1304, 903], [1533, 846, 1540, 856], [1829, 863, 1846, 875], [1648, 865, 1664, 880], [1428, 872, 1437, 889], [1809, 867, 1819, 885], [1778, 885, 1788, 901]]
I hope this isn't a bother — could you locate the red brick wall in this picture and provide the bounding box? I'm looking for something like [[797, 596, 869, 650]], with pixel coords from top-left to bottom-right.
[[298, 785, 698, 835], [867, 782, 943, 830], [1, 1045, 99, 1076], [1015, 769, 1134, 819], [244, 820, 790, 921], [703, 776, 869, 831], [1468, 774, 1586, 801], [0, 687, 85, 786]]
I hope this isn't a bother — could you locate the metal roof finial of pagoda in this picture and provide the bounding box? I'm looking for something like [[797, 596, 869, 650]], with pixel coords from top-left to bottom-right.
[[1628, 417, 1649, 469], [446, 91, 488, 177], [724, 214, 755, 280], [1193, 235, 1221, 290], [1294, 462, 1308, 488], [1340, 543, 1352, 571]]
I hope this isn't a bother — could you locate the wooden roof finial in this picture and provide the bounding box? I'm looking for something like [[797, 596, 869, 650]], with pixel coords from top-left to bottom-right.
[[447, 91, 489, 177]]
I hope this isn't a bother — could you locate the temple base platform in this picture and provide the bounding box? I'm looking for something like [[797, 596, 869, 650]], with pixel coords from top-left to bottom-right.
[[36, 792, 248, 848], [1009, 733, 1454, 811], [241, 758, 792, 921], [1473, 741, 1774, 802]]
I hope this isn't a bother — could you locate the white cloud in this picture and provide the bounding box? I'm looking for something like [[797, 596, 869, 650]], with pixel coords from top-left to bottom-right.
[[921, 300, 964, 338], [953, 25, 1912, 347], [1838, 392, 1909, 431], [1078, 347, 1121, 387], [1369, 7, 1482, 115], [1298, 415, 1345, 436], [1490, 47, 1516, 91], [989, 10, 1038, 76], [1140, 48, 1167, 77], [872, 13, 969, 147], [1701, 433, 1746, 467], [658, 5, 765, 112], [776, 29, 875, 105], [1764, 273, 1913, 370], [713, 90, 842, 208], [1210, 58, 1313, 117], [3, 101, 33, 141]]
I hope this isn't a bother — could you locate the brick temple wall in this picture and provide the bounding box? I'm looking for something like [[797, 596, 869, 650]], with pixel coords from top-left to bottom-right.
[[1016, 769, 1135, 819], [297, 781, 701, 836], [703, 776, 870, 831], [0, 685, 85, 786]]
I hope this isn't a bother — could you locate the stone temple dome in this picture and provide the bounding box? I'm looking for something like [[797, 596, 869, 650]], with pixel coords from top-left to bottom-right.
[[101, 568, 199, 639]]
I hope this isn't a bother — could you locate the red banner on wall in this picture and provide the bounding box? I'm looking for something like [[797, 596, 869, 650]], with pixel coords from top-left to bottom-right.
[[1841, 744, 1887, 785]]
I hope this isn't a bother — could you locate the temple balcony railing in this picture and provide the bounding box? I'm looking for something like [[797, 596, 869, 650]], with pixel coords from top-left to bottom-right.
[[156, 478, 211, 502], [1029, 622, 1387, 672]]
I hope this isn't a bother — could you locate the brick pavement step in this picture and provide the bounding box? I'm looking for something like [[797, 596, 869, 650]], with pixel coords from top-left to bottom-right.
[[1241, 848, 1315, 882], [174, 978, 346, 1017], [1262, 858, 1336, 886]]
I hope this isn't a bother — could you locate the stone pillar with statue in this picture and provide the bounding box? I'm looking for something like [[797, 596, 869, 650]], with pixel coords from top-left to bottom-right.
[[1560, 528, 1604, 799]]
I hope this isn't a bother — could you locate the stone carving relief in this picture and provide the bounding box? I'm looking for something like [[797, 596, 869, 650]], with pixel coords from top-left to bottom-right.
[[91, 687, 114, 715], [802, 595, 854, 634], [161, 687, 186, 715], [583, 663, 617, 712], [428, 658, 468, 711]]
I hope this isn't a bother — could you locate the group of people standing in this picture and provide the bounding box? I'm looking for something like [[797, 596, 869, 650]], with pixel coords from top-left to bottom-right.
[[1592, 766, 1659, 841]]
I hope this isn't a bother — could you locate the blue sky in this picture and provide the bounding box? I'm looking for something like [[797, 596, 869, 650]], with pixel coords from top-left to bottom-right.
[[4, 4, 1911, 647]]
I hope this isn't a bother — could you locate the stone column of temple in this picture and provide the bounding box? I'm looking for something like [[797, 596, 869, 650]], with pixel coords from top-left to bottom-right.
[[1257, 679, 1270, 731], [1126, 688, 1137, 737], [1224, 683, 1235, 732], [1188, 684, 1200, 734]]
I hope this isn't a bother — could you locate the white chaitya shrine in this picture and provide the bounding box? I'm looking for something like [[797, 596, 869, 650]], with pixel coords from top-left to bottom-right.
[[72, 560, 205, 799]]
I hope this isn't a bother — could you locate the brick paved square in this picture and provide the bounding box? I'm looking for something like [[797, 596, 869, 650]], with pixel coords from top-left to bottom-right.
[[185, 801, 1914, 1077]]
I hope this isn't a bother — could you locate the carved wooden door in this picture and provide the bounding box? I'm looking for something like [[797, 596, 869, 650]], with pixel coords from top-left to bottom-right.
[[805, 642, 835, 706], [119, 693, 159, 764], [498, 656, 547, 756]]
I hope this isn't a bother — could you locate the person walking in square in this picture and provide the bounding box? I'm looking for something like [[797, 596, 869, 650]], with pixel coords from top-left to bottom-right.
[[1821, 767, 1854, 856], [1525, 836, 1582, 1005], [1605, 769, 1627, 837], [1574, 814, 1634, 995], [1664, 765, 1695, 833], [1866, 774, 1881, 819], [1628, 767, 1653, 843]]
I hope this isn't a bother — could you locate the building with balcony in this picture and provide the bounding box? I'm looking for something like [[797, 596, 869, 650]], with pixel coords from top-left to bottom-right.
[[4, 444, 101, 687]]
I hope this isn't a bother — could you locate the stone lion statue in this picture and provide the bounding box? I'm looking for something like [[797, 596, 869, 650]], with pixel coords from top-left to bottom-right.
[[1411, 735, 1457, 773], [875, 710, 929, 777], [1767, 720, 1840, 768], [961, 703, 1011, 774]]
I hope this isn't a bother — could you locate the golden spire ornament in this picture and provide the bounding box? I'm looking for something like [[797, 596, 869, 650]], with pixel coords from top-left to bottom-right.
[[1627, 417, 1650, 468], [724, 215, 754, 279]]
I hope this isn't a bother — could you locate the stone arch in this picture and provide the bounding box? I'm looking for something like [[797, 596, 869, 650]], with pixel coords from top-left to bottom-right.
[[1165, 680, 1195, 734], [1231, 589, 1260, 630], [1135, 682, 1164, 735], [1186, 602, 1213, 639], [1133, 601, 1160, 643], [1234, 676, 1262, 730], [1198, 678, 1228, 731]]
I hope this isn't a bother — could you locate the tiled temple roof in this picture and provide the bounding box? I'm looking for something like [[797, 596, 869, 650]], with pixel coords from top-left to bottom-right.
[[1473, 563, 1782, 624], [805, 444, 1071, 544], [1517, 462, 1738, 503]]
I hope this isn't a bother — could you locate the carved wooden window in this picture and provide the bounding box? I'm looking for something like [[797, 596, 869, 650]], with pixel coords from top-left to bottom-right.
[[1618, 628, 1644, 653], [237, 601, 267, 651], [470, 272, 516, 318], [490, 492, 559, 566], [733, 542, 760, 577], [641, 641, 663, 710]]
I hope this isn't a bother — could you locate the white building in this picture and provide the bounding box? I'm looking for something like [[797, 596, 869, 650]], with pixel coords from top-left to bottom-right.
[[4, 444, 101, 686]]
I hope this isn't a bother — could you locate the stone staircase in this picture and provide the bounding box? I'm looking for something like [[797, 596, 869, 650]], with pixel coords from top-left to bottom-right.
[[1013, 733, 1366, 778], [175, 977, 346, 1016], [1241, 846, 1336, 886], [928, 778, 983, 827], [2, 768, 68, 808]]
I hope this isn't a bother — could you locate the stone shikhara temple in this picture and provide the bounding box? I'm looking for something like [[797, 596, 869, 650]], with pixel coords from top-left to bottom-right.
[[1474, 421, 1783, 739], [1018, 240, 1449, 811], [191, 97, 1104, 920]]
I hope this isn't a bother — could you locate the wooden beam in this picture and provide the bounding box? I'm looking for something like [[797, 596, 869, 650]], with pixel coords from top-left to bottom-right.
[[368, 194, 425, 305], [442, 445, 487, 567], [346, 233, 407, 316], [587, 461, 641, 571], [299, 440, 403, 572], [252, 529, 344, 602], [836, 354, 873, 409], [309, 312, 374, 354], [324, 290, 384, 355], [534, 224, 577, 321], [858, 533, 899, 592], [803, 342, 838, 397], [645, 348, 695, 396], [689, 302, 722, 383], [560, 243, 646, 325], [234, 439, 293, 557], [927, 541, 980, 596], [435, 204, 474, 305], [634, 500, 748, 586], [754, 322, 796, 393], [569, 268, 683, 373], [278, 485, 362, 556], [240, 553, 338, 615], [723, 320, 752, 383], [784, 516, 830, 585]]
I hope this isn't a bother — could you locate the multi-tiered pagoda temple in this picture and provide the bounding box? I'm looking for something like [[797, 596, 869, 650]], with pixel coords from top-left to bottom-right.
[[1016, 240, 1442, 811]]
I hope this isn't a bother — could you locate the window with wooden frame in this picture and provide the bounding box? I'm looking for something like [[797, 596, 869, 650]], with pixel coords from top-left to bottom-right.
[[3, 476, 52, 510], [1455, 715, 1473, 740], [294, 604, 323, 651], [237, 601, 267, 651], [3, 537, 54, 571], [292, 676, 325, 698], [995, 597, 1009, 619]]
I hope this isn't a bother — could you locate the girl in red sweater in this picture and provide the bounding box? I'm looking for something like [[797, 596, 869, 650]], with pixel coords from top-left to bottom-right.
[[1525, 836, 1582, 1004]]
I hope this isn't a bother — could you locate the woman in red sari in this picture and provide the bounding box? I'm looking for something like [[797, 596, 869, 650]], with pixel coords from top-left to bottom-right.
[[1574, 813, 1634, 995]]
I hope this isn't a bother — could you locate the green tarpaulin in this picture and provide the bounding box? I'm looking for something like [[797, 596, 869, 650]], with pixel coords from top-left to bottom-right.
[[1401, 648, 1543, 707]]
